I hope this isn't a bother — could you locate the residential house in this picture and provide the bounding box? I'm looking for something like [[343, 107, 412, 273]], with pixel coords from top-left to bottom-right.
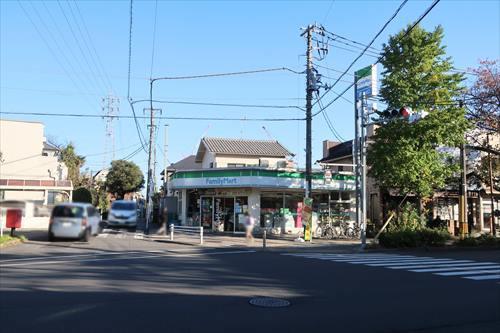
[[0, 119, 73, 228]]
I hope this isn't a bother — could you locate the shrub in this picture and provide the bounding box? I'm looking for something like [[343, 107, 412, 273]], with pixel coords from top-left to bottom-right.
[[379, 228, 451, 248], [386, 203, 426, 233], [456, 234, 500, 247]]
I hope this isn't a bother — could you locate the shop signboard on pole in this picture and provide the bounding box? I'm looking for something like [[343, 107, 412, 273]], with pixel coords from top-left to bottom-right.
[[355, 64, 377, 100], [302, 197, 313, 241]]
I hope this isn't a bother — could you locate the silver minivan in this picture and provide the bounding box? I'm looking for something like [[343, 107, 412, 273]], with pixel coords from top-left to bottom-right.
[[48, 203, 101, 241], [107, 200, 138, 228]]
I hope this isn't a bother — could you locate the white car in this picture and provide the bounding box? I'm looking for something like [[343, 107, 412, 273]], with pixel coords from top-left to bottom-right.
[[48, 203, 101, 242], [107, 200, 138, 228]]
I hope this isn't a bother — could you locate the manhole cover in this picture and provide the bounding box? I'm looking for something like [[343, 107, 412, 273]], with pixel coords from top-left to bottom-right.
[[249, 297, 291, 308]]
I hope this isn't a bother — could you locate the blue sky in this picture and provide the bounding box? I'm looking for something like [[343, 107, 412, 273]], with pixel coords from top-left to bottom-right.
[[1, 0, 499, 186]]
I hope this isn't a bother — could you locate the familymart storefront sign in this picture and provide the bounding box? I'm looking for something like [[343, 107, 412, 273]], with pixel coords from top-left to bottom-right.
[[171, 169, 355, 191]]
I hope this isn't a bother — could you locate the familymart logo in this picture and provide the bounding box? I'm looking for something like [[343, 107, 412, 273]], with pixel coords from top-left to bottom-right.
[[205, 177, 238, 186]]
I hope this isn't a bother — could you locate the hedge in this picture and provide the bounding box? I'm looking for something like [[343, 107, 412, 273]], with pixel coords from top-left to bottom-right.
[[379, 228, 451, 248]]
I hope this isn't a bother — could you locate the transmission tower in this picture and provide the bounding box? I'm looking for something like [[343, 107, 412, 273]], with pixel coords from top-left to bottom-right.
[[102, 95, 120, 168]]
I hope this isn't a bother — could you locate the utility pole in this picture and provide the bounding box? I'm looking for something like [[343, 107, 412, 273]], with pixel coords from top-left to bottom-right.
[[360, 94, 368, 248], [145, 79, 159, 235], [459, 143, 468, 239], [354, 74, 361, 247], [487, 134, 496, 235], [303, 25, 313, 198], [163, 124, 169, 196]]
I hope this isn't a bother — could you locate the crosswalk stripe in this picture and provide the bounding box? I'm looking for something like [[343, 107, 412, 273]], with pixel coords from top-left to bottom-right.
[[385, 262, 494, 269], [410, 265, 500, 273], [464, 274, 500, 281], [282, 253, 500, 282], [329, 256, 421, 262], [435, 269, 500, 276], [341, 258, 448, 264], [369, 259, 473, 267]]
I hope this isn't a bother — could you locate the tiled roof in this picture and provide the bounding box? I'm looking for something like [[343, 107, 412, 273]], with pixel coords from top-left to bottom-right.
[[43, 142, 59, 151], [161, 155, 202, 175], [317, 140, 353, 163], [203, 137, 293, 156]]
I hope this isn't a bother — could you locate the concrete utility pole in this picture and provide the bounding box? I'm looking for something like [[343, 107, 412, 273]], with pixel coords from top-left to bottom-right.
[[354, 74, 361, 244], [163, 124, 169, 196], [459, 143, 468, 239], [145, 79, 159, 235], [487, 134, 496, 235], [360, 94, 368, 248], [303, 25, 314, 198]]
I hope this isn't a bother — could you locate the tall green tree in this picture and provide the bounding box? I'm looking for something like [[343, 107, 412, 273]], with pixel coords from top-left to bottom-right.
[[105, 160, 144, 199], [60, 143, 85, 186], [367, 25, 470, 202]]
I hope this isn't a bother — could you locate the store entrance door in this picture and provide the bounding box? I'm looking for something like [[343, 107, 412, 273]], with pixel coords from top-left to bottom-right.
[[200, 196, 213, 229], [214, 197, 235, 232]]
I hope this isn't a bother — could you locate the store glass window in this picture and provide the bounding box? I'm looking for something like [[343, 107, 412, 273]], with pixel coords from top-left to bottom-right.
[[260, 193, 284, 228], [284, 193, 303, 229]]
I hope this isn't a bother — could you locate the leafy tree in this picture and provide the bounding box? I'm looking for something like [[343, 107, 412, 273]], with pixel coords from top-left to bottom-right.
[[105, 160, 144, 199], [367, 25, 469, 204], [464, 60, 499, 191], [465, 59, 500, 133], [73, 187, 93, 203], [60, 143, 85, 186]]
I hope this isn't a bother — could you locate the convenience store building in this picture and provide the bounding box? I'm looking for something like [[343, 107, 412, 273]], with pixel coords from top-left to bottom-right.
[[169, 137, 355, 234]]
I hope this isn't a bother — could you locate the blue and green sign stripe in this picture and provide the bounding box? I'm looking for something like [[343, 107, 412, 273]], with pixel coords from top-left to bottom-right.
[[172, 169, 355, 181]]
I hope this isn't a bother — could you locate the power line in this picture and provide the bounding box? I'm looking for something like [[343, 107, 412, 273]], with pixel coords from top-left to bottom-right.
[[315, 39, 380, 58], [72, 0, 115, 91], [127, 0, 134, 99], [130, 99, 306, 111], [314, 0, 409, 109], [152, 67, 304, 81], [125, 0, 148, 154], [65, 0, 113, 93], [17, 1, 99, 111], [39, 1, 102, 99], [312, 38, 380, 58], [323, 31, 381, 53], [313, 0, 441, 117], [149, 0, 158, 79], [316, 92, 345, 141], [313, 63, 355, 77], [2, 111, 305, 122], [56, 0, 108, 94]]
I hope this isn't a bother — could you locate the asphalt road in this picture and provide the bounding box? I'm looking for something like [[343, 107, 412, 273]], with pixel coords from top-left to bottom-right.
[[1, 230, 499, 333]]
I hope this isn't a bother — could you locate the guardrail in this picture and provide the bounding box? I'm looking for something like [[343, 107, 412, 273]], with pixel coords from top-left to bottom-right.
[[170, 224, 204, 245]]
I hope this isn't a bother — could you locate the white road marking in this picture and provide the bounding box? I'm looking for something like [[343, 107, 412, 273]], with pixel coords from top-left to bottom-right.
[[97, 233, 109, 238], [386, 262, 494, 269], [410, 265, 500, 273], [0, 251, 145, 263], [369, 259, 473, 267], [282, 252, 500, 282], [341, 258, 449, 264], [435, 270, 500, 276], [464, 274, 500, 280], [0, 250, 256, 267]]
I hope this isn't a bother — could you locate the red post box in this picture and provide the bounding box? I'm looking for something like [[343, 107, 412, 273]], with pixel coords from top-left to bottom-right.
[[6, 209, 22, 228]]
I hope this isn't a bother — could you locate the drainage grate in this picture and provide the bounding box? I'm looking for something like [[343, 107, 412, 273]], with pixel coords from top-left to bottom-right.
[[249, 297, 291, 308]]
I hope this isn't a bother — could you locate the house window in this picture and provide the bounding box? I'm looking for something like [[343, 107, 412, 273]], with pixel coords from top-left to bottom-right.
[[338, 166, 344, 172], [227, 163, 245, 168], [209, 162, 214, 168]]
